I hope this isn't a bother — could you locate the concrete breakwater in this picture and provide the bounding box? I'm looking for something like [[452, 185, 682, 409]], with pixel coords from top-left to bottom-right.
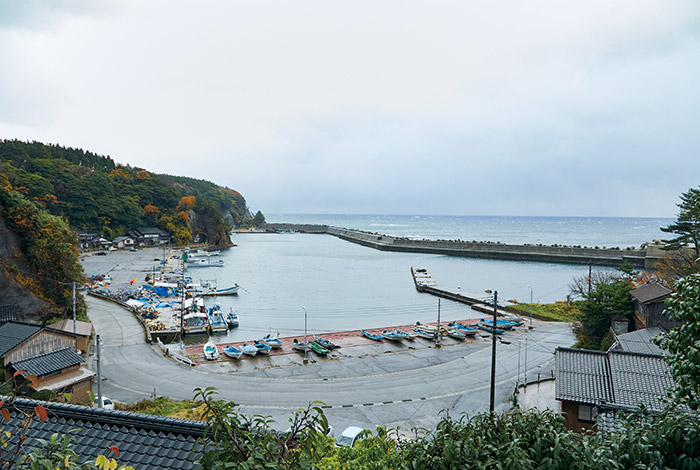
[[258, 223, 669, 268]]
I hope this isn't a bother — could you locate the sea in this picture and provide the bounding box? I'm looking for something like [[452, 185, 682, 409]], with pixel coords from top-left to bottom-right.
[[186, 214, 672, 344]]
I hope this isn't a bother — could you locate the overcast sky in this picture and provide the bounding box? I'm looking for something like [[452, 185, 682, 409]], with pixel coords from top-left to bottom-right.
[[1, 1, 698, 217]]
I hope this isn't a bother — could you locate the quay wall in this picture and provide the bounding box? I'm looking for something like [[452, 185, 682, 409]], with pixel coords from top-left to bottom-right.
[[258, 224, 668, 269]]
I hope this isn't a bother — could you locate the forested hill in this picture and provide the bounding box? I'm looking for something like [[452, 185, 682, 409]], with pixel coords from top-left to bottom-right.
[[0, 139, 264, 247]]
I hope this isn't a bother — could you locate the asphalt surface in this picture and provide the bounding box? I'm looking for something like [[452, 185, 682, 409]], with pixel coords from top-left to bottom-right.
[[84, 249, 575, 434]]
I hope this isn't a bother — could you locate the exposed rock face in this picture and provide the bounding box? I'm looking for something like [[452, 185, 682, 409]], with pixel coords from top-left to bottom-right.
[[0, 205, 55, 321]]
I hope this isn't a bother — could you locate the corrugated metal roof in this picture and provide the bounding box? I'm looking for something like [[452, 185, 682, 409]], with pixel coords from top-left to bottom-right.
[[48, 319, 93, 337], [0, 322, 41, 357], [8, 347, 83, 377], [631, 283, 673, 304], [555, 348, 613, 405]]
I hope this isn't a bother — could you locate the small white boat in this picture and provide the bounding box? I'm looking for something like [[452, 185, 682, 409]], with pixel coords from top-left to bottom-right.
[[201, 284, 240, 296], [203, 340, 218, 360], [226, 310, 239, 328], [292, 338, 311, 352], [262, 333, 283, 349], [445, 328, 467, 340], [222, 345, 243, 359], [240, 342, 258, 357], [186, 258, 224, 268], [188, 249, 221, 258]]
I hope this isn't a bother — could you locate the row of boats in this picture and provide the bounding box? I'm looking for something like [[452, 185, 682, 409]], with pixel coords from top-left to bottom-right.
[[361, 317, 524, 342], [183, 305, 239, 335], [203, 334, 341, 361]]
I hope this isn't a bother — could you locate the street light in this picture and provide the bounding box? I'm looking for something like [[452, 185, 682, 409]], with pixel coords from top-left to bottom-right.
[[302, 306, 308, 364], [527, 285, 533, 329]]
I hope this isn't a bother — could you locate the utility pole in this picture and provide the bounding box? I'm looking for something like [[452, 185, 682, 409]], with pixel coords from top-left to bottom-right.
[[517, 340, 521, 387], [490, 290, 498, 412], [96, 334, 103, 408], [435, 299, 441, 348], [524, 335, 528, 388], [72, 282, 77, 334], [302, 306, 308, 364], [588, 261, 592, 294]]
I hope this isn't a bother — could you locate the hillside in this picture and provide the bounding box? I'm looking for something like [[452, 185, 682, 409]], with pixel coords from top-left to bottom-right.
[[0, 140, 263, 247]]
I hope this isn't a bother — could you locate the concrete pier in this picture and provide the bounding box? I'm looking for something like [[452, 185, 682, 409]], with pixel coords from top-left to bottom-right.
[[258, 223, 671, 269]]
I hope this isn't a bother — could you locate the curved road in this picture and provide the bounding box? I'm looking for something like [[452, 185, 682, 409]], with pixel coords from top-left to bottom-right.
[[87, 295, 573, 431]]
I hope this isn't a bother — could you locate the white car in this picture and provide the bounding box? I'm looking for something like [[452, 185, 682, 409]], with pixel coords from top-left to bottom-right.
[[94, 396, 115, 410], [334, 426, 366, 448]]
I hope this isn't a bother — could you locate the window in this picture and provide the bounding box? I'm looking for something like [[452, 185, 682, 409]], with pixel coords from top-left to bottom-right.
[[578, 404, 594, 422]]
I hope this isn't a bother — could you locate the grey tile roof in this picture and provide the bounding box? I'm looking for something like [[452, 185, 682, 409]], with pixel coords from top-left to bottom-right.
[[555, 348, 613, 405], [0, 322, 41, 357], [608, 350, 674, 410], [630, 283, 673, 304], [8, 348, 83, 377], [2, 397, 206, 469], [613, 327, 665, 355]]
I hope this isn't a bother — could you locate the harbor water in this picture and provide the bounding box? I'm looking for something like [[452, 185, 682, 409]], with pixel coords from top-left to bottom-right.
[[186, 214, 672, 344]]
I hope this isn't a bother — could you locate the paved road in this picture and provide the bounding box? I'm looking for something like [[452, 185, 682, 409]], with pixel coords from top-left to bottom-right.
[[86, 294, 573, 433]]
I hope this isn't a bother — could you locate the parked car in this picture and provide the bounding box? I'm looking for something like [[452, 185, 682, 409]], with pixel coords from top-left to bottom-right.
[[335, 426, 366, 448], [96, 251, 107, 256], [94, 396, 115, 409]]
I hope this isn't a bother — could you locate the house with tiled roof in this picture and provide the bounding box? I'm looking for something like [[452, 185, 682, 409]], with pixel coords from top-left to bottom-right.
[[0, 321, 80, 366], [555, 344, 675, 431], [1, 397, 205, 469], [129, 227, 171, 246], [7, 348, 95, 402], [630, 283, 677, 330]]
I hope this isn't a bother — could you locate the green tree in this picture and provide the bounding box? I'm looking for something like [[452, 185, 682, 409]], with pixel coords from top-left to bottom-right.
[[653, 274, 700, 410], [574, 280, 634, 350], [661, 186, 700, 258]]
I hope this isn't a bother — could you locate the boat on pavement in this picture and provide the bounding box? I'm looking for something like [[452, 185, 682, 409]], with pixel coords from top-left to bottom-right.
[[361, 330, 384, 341], [309, 340, 330, 355], [222, 345, 243, 359], [262, 333, 284, 349], [203, 340, 219, 360], [479, 318, 514, 330], [447, 322, 479, 335], [254, 341, 272, 355], [477, 324, 505, 335], [444, 328, 467, 340], [292, 338, 311, 352], [381, 330, 404, 341], [240, 342, 258, 356], [411, 328, 435, 340], [393, 329, 415, 340], [313, 335, 339, 349]]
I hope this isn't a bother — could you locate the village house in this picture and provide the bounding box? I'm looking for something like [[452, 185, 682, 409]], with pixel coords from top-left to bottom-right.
[[111, 235, 136, 249], [630, 283, 678, 330], [128, 227, 171, 246], [47, 319, 93, 353], [554, 327, 674, 432]]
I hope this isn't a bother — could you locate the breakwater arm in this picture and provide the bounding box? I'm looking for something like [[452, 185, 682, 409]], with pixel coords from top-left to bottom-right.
[[257, 223, 661, 268]]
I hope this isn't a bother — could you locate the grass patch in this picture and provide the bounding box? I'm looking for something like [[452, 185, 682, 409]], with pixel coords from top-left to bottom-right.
[[117, 396, 204, 420], [509, 301, 580, 322]]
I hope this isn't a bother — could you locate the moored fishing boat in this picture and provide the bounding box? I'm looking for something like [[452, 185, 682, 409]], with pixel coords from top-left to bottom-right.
[[361, 330, 384, 341], [222, 345, 243, 359], [182, 311, 209, 335], [186, 258, 225, 268], [226, 310, 239, 328], [309, 340, 330, 355], [202, 284, 240, 296], [203, 340, 218, 360], [240, 342, 258, 356], [262, 334, 283, 349], [207, 305, 228, 333]]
